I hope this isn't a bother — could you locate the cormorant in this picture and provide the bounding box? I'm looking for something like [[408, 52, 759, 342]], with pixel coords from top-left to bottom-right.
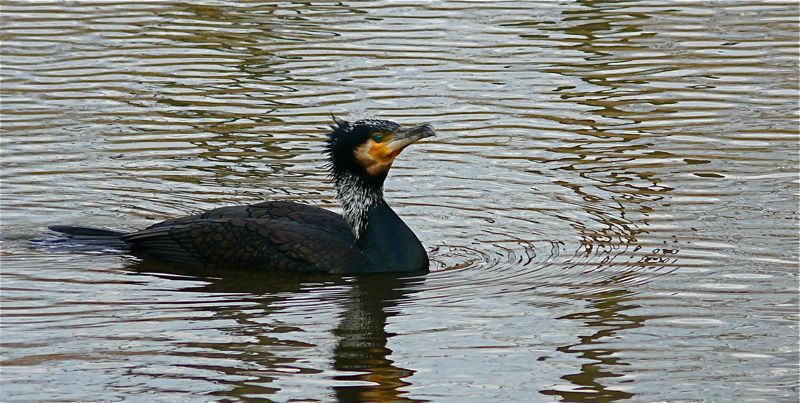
[[49, 118, 435, 274]]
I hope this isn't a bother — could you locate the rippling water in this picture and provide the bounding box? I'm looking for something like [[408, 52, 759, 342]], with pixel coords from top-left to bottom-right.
[[2, 1, 798, 401]]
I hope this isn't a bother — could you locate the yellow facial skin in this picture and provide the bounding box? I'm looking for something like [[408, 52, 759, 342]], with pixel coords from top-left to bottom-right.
[[354, 132, 412, 176]]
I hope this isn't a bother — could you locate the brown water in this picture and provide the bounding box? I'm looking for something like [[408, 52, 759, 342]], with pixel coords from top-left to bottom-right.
[[1, 1, 798, 401]]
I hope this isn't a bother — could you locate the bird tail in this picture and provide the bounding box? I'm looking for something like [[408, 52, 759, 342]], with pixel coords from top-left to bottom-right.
[[43, 225, 130, 252], [49, 225, 127, 238]]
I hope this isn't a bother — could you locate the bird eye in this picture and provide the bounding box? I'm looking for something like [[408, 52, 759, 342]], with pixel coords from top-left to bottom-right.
[[372, 134, 384, 142]]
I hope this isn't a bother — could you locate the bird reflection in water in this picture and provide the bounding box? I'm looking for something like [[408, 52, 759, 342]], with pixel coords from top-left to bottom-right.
[[331, 275, 422, 402], [129, 259, 424, 402]]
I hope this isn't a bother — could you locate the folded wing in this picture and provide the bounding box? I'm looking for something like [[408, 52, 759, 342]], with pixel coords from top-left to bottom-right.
[[123, 216, 365, 273], [149, 201, 352, 238]]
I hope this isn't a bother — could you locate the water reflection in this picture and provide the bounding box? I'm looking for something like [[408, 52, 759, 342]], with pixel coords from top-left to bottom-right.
[[332, 275, 423, 402], [130, 260, 421, 400], [532, 2, 679, 399], [543, 289, 644, 401]]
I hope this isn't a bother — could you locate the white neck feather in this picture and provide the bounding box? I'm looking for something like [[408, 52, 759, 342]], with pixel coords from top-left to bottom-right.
[[334, 172, 383, 240]]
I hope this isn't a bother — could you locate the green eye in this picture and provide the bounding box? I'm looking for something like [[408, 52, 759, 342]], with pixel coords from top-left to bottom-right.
[[372, 134, 384, 142]]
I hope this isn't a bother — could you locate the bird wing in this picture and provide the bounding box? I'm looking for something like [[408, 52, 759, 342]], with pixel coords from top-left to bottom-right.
[[149, 201, 352, 238], [122, 217, 366, 273]]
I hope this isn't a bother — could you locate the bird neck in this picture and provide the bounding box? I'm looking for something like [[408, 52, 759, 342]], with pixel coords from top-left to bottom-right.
[[333, 171, 385, 240], [333, 170, 428, 273], [357, 201, 429, 273]]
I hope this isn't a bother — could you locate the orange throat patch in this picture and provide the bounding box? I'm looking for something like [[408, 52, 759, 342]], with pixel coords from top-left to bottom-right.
[[355, 141, 397, 176]]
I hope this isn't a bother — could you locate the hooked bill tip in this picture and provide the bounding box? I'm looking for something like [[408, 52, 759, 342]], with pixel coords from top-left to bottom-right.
[[407, 124, 436, 139]]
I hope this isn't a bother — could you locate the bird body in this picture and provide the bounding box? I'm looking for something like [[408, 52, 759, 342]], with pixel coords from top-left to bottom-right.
[[49, 118, 434, 274]]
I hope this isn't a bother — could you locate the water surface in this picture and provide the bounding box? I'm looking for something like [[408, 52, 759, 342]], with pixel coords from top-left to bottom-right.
[[1, 1, 798, 401]]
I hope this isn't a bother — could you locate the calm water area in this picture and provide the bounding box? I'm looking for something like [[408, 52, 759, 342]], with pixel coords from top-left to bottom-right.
[[1, 1, 798, 401]]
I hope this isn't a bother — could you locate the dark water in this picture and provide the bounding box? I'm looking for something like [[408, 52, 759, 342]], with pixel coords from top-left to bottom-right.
[[1, 1, 798, 401]]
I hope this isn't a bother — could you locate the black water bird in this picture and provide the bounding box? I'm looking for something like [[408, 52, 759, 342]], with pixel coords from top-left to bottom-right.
[[49, 118, 435, 274]]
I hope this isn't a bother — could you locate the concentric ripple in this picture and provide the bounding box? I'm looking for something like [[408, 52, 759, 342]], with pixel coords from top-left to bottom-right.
[[2, 1, 797, 401]]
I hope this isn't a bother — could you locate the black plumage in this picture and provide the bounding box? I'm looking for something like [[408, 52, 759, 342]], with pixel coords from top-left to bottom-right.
[[50, 118, 435, 274]]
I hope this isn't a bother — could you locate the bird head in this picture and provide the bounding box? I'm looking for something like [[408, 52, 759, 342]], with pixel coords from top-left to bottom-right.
[[325, 117, 435, 186]]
